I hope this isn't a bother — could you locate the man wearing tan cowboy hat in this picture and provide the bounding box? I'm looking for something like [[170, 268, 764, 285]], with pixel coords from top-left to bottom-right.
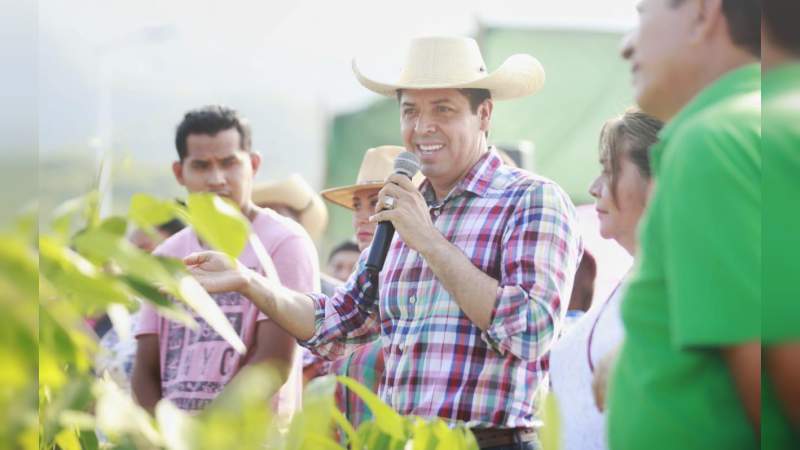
[[321, 145, 423, 252], [311, 145, 423, 431], [252, 174, 329, 244], [182, 37, 583, 450]]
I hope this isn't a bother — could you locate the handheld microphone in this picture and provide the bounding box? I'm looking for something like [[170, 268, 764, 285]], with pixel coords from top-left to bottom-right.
[[365, 151, 420, 274]]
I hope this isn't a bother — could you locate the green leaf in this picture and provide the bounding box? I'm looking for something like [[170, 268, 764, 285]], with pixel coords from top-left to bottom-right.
[[411, 418, 436, 450], [78, 428, 100, 450], [39, 236, 131, 312], [186, 193, 249, 260], [93, 376, 163, 447], [356, 421, 407, 450], [72, 228, 243, 352], [49, 191, 99, 240], [303, 434, 345, 450], [0, 234, 38, 302], [331, 407, 358, 449], [540, 392, 561, 450], [72, 229, 181, 292], [285, 375, 339, 450], [155, 399, 196, 450], [54, 428, 82, 450], [129, 193, 182, 229], [99, 216, 129, 237], [119, 275, 195, 327], [41, 378, 94, 445], [337, 376, 407, 441], [177, 276, 246, 354], [192, 365, 281, 450]]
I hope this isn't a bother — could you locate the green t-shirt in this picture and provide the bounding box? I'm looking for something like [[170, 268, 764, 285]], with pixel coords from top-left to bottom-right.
[[607, 64, 761, 450], [762, 62, 800, 450]]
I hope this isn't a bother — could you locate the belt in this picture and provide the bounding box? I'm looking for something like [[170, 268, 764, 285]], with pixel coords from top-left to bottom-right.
[[470, 427, 537, 449]]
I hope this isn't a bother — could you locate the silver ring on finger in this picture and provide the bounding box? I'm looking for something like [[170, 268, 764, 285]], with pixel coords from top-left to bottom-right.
[[382, 196, 396, 210]]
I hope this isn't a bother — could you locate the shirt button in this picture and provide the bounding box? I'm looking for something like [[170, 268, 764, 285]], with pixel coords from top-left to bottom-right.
[[409, 296, 416, 304]]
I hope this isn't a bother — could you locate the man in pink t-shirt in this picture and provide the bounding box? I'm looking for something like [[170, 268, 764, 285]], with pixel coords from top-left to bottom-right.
[[131, 105, 319, 418]]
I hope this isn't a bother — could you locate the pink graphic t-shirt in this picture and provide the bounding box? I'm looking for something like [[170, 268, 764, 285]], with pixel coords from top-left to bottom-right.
[[136, 208, 319, 417]]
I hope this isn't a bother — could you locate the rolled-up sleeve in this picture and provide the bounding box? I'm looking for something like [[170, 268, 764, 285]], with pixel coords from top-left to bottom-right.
[[481, 181, 582, 361], [299, 251, 382, 360]]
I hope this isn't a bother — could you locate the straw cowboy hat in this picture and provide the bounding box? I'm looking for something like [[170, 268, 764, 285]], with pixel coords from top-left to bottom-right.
[[321, 145, 424, 210], [352, 36, 545, 100], [252, 174, 328, 242]]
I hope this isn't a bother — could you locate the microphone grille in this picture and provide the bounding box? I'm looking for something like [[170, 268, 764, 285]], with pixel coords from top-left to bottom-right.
[[394, 151, 420, 179]]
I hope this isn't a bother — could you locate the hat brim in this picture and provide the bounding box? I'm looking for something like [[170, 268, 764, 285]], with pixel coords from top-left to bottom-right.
[[320, 182, 384, 210], [353, 54, 545, 101]]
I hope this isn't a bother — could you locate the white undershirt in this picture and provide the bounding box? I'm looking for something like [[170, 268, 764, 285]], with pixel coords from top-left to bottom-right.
[[548, 284, 625, 450]]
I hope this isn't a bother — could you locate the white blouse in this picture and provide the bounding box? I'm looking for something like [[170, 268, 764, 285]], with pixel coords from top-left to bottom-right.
[[548, 284, 625, 450]]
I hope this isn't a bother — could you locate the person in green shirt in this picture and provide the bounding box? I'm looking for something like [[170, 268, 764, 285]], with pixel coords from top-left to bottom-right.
[[606, 1, 762, 449], [762, 2, 800, 448]]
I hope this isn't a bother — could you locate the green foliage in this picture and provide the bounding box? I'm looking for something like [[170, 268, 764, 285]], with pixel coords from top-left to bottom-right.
[[0, 222, 38, 450], [25, 186, 521, 449], [185, 193, 250, 262], [540, 393, 562, 450]]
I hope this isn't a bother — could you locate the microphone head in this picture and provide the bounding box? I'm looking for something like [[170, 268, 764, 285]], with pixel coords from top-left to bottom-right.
[[394, 151, 420, 179]]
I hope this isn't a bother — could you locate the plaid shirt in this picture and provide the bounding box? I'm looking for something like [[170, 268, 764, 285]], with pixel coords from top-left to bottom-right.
[[331, 339, 384, 429], [302, 150, 582, 428]]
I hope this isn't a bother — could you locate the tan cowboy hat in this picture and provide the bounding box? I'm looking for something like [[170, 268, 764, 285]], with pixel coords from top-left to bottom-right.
[[252, 174, 328, 241], [352, 36, 545, 100], [321, 145, 424, 210]]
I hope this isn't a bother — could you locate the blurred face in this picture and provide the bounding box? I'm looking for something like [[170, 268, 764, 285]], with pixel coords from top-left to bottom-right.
[[172, 128, 261, 217], [400, 89, 491, 196], [589, 149, 649, 252], [622, 0, 698, 120], [128, 228, 159, 253], [327, 249, 360, 282], [351, 188, 379, 251]]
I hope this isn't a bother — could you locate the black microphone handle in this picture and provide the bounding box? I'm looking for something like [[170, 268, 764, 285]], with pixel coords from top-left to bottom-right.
[[365, 220, 395, 274]]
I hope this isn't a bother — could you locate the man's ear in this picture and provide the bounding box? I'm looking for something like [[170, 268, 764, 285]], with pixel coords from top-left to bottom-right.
[[691, 0, 724, 44], [478, 99, 494, 132], [172, 160, 185, 186], [249, 151, 262, 174]]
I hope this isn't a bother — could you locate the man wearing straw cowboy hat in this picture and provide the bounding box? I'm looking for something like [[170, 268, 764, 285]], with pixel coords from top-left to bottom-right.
[[184, 37, 582, 449], [252, 174, 329, 245], [315, 145, 423, 431]]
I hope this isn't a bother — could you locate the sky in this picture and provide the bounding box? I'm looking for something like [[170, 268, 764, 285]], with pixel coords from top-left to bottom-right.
[[25, 0, 639, 187]]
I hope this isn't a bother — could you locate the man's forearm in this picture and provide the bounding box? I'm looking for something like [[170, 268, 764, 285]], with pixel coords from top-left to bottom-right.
[[240, 271, 317, 341], [420, 234, 499, 330], [131, 371, 162, 415]]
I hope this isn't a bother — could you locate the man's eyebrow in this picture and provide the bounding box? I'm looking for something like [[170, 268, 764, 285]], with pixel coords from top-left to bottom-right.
[[431, 99, 454, 105], [401, 101, 416, 108]]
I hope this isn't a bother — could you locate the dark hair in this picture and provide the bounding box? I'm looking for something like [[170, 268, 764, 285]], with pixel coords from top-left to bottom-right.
[[764, 0, 800, 55], [568, 250, 597, 312], [395, 88, 492, 139], [395, 88, 492, 114], [157, 218, 185, 237], [328, 240, 360, 263], [672, 0, 761, 57], [598, 108, 663, 205], [175, 105, 252, 160]]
